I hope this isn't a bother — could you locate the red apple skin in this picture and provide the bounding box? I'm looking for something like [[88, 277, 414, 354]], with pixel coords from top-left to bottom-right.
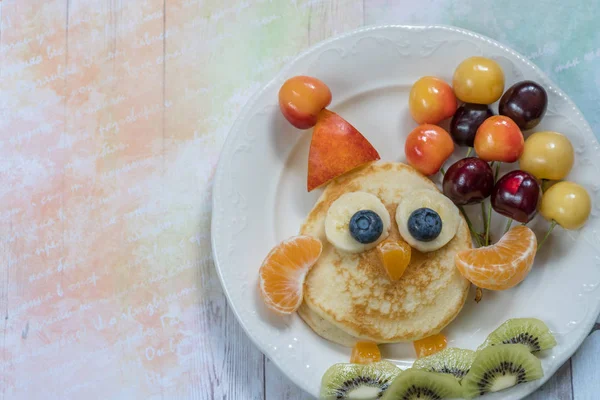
[[307, 109, 380, 191]]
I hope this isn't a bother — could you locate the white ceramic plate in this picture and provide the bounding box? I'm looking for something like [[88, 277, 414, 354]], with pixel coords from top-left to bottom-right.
[[212, 25, 600, 399]]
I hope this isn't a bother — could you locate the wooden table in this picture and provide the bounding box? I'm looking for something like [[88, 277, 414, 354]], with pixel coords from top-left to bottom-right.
[[1, 1, 598, 399]]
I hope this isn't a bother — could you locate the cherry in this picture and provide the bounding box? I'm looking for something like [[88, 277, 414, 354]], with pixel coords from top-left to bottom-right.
[[491, 170, 541, 223], [443, 158, 494, 205]]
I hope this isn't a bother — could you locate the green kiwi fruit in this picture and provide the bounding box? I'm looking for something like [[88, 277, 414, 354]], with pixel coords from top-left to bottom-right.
[[478, 318, 557, 353], [381, 369, 462, 400], [412, 348, 476, 380], [462, 343, 543, 399], [320, 361, 400, 399]]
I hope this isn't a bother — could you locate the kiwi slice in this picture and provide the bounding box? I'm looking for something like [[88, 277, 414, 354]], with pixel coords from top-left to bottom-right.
[[381, 369, 462, 400], [320, 361, 400, 399], [412, 348, 476, 380], [478, 318, 557, 353], [462, 343, 543, 399]]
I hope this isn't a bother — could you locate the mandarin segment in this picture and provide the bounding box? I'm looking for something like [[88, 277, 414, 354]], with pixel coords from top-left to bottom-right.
[[258, 235, 322, 314], [350, 342, 382, 364], [278, 76, 332, 129], [414, 334, 448, 358], [377, 239, 412, 281], [455, 225, 537, 291]]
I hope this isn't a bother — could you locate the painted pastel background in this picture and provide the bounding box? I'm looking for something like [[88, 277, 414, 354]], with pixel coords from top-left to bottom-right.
[[0, 0, 598, 399]]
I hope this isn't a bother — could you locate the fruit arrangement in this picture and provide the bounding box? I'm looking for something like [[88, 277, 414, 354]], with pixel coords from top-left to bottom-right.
[[253, 56, 592, 400], [404, 56, 591, 294], [321, 318, 555, 399], [278, 76, 380, 191]]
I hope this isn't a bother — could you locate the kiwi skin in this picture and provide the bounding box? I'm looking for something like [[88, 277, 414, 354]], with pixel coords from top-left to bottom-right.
[[478, 318, 557, 353], [462, 343, 544, 399], [382, 369, 463, 400], [320, 361, 400, 399], [412, 347, 476, 380]]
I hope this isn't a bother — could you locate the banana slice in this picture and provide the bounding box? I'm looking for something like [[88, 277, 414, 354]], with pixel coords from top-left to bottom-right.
[[325, 191, 391, 253], [396, 189, 460, 252]]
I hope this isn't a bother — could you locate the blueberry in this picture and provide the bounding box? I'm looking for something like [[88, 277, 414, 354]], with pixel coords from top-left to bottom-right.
[[407, 208, 442, 242], [349, 210, 383, 244]]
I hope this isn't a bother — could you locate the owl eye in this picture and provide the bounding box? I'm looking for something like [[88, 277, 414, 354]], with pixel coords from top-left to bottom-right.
[[324, 191, 391, 253], [407, 208, 443, 242], [349, 210, 384, 244], [396, 189, 460, 253]]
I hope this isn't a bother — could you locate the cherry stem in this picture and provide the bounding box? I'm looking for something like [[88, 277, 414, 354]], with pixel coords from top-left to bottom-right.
[[466, 147, 473, 157], [440, 166, 446, 176], [486, 200, 492, 245], [504, 218, 513, 234], [541, 179, 550, 193], [475, 286, 483, 303], [494, 162, 500, 182], [481, 162, 501, 246], [481, 202, 488, 245], [537, 220, 558, 251], [459, 206, 483, 247]]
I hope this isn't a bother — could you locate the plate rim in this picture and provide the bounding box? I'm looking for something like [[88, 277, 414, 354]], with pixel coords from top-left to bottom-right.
[[211, 24, 599, 398]]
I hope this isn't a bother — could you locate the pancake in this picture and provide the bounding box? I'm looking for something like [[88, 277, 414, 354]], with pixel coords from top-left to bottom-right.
[[298, 162, 471, 346], [297, 302, 359, 347]]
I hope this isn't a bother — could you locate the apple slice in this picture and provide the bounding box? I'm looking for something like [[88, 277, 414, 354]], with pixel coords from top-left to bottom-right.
[[307, 109, 380, 191]]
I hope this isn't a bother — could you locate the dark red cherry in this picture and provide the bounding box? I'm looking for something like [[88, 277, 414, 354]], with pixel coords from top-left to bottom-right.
[[499, 81, 548, 130], [491, 170, 541, 223], [449, 103, 494, 147], [442, 158, 495, 205]]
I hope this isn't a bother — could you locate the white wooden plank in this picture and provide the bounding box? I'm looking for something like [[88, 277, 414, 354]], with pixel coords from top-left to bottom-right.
[[160, 1, 267, 399], [571, 331, 600, 400], [265, 358, 314, 400], [305, 0, 364, 44], [526, 360, 573, 400], [364, 0, 447, 25], [1, 1, 71, 398]]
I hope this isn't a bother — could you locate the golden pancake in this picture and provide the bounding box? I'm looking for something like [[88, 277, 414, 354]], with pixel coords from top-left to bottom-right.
[[298, 162, 471, 346]]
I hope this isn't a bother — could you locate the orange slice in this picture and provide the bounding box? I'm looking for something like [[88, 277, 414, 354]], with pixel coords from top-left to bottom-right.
[[455, 225, 537, 291], [350, 341, 381, 364], [377, 239, 412, 281], [258, 235, 322, 314], [414, 334, 447, 358]]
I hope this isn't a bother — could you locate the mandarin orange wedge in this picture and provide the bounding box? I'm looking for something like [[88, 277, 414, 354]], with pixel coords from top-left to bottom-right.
[[377, 239, 411, 281], [413, 333, 447, 358], [350, 341, 382, 364], [455, 225, 537, 291], [258, 235, 322, 314]]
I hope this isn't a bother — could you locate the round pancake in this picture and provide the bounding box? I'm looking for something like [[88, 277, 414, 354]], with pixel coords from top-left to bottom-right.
[[297, 302, 358, 347], [298, 162, 471, 345]]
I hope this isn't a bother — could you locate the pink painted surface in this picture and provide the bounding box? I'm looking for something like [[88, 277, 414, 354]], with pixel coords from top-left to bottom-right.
[[1, 1, 220, 397]]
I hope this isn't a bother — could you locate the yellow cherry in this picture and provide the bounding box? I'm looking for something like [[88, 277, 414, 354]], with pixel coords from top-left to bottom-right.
[[540, 181, 591, 230], [452, 57, 504, 104], [519, 131, 574, 181]]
